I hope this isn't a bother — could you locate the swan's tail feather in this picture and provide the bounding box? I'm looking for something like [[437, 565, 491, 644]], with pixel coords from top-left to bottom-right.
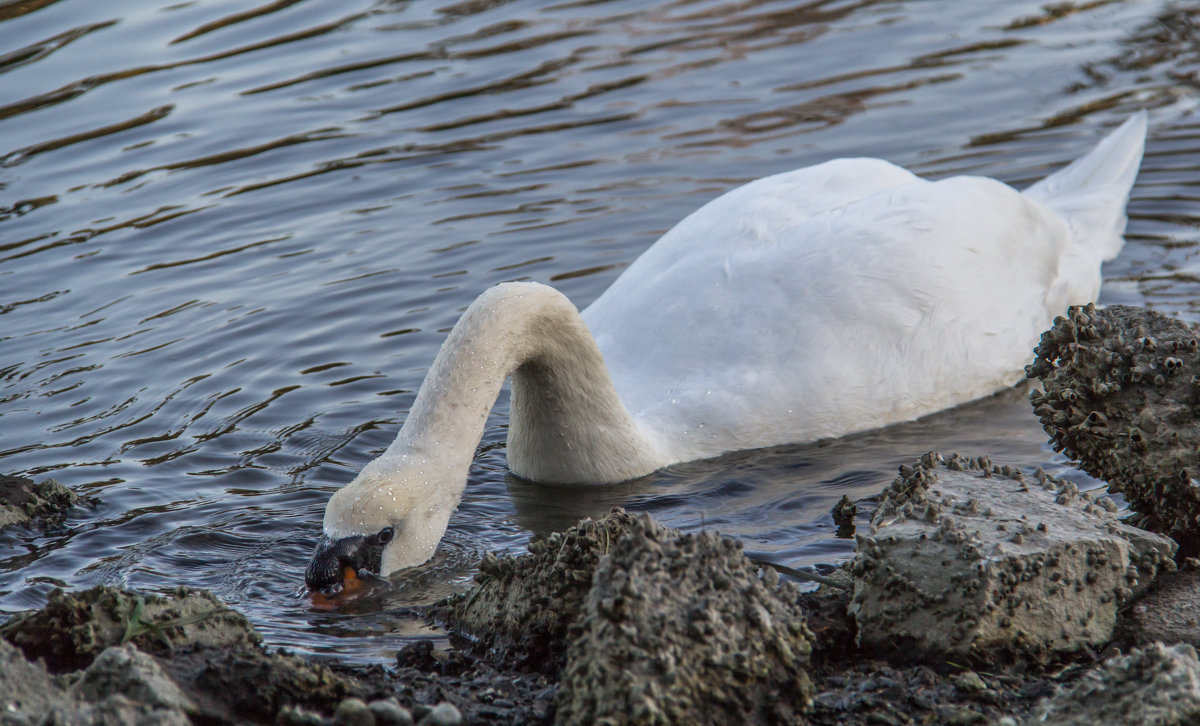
[[1023, 111, 1147, 262]]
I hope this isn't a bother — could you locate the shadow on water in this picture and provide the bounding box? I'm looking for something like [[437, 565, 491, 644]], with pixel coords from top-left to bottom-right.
[[510, 381, 1100, 566], [1, 0, 1200, 661]]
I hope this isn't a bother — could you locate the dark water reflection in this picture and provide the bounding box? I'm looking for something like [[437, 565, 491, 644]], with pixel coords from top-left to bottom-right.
[[3, 0, 1200, 662]]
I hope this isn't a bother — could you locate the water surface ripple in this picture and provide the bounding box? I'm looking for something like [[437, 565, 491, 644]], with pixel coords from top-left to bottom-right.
[[3, 0, 1200, 662]]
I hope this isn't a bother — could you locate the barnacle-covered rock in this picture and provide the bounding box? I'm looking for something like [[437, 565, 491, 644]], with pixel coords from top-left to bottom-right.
[[1027, 303, 1200, 554], [0, 587, 356, 725], [0, 585, 260, 673], [0, 474, 87, 531], [433, 508, 652, 672], [1024, 642, 1200, 725], [849, 453, 1175, 662], [557, 514, 815, 726]]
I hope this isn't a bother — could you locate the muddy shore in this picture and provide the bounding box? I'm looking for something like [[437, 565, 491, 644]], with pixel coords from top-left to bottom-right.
[[4, 484, 1200, 725], [6, 304, 1200, 725], [3, 509, 1199, 725]]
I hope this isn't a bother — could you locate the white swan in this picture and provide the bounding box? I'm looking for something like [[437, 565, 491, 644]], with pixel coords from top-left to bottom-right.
[[305, 112, 1147, 592]]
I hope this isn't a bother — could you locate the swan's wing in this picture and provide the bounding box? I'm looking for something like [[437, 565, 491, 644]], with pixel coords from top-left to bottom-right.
[[620, 158, 922, 277], [583, 173, 1079, 461]]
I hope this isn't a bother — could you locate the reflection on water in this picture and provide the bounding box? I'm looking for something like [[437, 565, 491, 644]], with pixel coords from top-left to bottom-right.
[[2, 0, 1200, 663]]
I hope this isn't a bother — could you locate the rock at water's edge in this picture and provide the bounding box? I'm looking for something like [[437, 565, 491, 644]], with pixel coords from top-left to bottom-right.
[[557, 514, 814, 726], [1, 637, 68, 725], [73, 644, 197, 718], [163, 645, 356, 723], [434, 508, 653, 672], [0, 474, 83, 530], [0, 639, 196, 726], [1024, 642, 1200, 725], [1028, 303, 1200, 554], [0, 586, 358, 725], [0, 585, 261, 673], [850, 453, 1175, 662]]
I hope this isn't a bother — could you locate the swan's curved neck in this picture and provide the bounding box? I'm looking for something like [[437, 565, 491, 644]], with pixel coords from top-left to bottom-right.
[[387, 282, 666, 485]]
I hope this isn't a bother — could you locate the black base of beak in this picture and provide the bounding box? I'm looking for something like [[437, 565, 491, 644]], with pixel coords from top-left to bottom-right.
[[305, 533, 385, 593]]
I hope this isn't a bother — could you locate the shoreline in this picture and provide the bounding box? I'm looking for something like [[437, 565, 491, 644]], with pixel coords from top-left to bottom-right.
[[4, 502, 1199, 725], [6, 303, 1200, 725]]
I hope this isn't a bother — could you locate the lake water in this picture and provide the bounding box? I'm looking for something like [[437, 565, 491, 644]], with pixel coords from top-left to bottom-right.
[[3, 0, 1200, 664]]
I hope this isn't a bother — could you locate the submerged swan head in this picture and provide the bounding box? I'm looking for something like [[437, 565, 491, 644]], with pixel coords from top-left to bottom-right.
[[305, 454, 463, 593]]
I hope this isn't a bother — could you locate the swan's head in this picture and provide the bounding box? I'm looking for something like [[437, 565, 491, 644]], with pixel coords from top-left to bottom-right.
[[304, 455, 460, 595]]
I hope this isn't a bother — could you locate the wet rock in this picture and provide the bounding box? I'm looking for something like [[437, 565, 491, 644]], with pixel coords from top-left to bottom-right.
[[0, 474, 85, 530], [557, 514, 815, 726], [98, 695, 192, 725], [411, 703, 433, 721], [163, 645, 356, 723], [812, 641, 1123, 726], [850, 453, 1176, 662], [951, 670, 987, 693], [434, 508, 652, 672], [333, 697, 375, 726], [805, 654, 1052, 724], [1113, 566, 1200, 650], [386, 640, 556, 724], [368, 698, 414, 726], [0, 584, 358, 724], [0, 637, 68, 725], [0, 585, 260, 673], [279, 705, 328, 726], [1025, 642, 1200, 725], [73, 644, 196, 715], [1027, 303, 1200, 554], [0, 639, 193, 726], [416, 702, 462, 726], [832, 495, 857, 538]]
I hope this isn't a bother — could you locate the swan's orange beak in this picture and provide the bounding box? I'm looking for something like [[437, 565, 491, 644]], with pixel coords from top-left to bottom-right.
[[305, 532, 388, 608], [309, 565, 373, 610]]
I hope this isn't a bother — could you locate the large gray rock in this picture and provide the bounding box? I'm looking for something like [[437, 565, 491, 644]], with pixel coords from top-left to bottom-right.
[[434, 508, 649, 672], [73, 645, 196, 715], [850, 453, 1176, 661], [557, 514, 814, 726], [1027, 303, 1200, 555], [0, 637, 66, 725], [1025, 642, 1200, 725], [0, 585, 260, 672], [0, 586, 356, 725], [0, 640, 192, 726]]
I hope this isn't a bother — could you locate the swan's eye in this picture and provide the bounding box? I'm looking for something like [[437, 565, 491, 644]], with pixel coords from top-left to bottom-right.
[[377, 526, 394, 544]]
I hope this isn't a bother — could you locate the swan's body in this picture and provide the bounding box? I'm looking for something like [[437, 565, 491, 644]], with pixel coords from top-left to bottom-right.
[[306, 113, 1147, 588]]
